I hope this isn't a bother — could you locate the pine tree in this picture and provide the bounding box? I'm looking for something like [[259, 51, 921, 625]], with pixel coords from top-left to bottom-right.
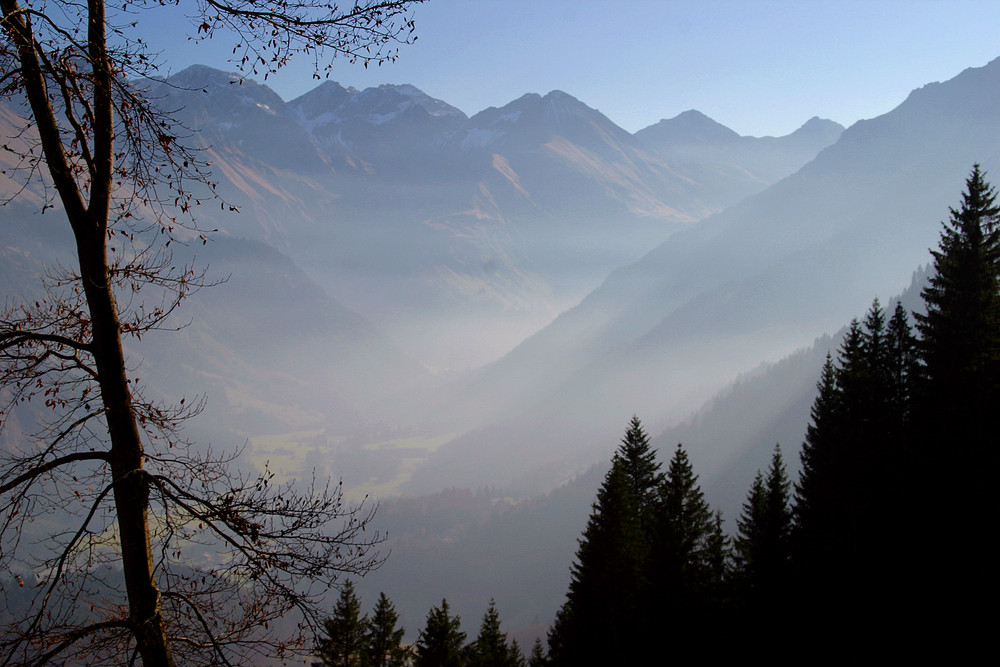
[[912, 164, 1000, 618], [466, 600, 515, 667], [702, 509, 731, 600], [793, 301, 920, 629], [617, 415, 663, 512], [315, 581, 368, 667], [363, 593, 408, 667], [886, 302, 917, 427], [415, 599, 466, 667], [794, 310, 892, 577], [883, 299, 917, 519], [735, 445, 792, 611], [546, 417, 661, 666], [508, 639, 526, 667], [528, 638, 547, 667], [647, 444, 725, 641], [914, 164, 1000, 480], [794, 353, 840, 551], [547, 464, 638, 666], [916, 164, 1000, 407]]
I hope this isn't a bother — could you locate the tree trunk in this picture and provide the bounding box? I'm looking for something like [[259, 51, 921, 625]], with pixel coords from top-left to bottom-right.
[[76, 228, 176, 667], [3, 0, 176, 661]]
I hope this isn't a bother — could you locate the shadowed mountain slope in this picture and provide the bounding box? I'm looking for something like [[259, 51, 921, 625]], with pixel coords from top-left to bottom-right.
[[405, 57, 1000, 494], [134, 67, 839, 368]]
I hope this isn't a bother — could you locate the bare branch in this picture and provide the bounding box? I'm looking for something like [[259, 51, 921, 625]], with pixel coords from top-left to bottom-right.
[[0, 450, 108, 494], [26, 620, 131, 667], [0, 331, 92, 353], [159, 591, 234, 667], [2, 1, 420, 663]]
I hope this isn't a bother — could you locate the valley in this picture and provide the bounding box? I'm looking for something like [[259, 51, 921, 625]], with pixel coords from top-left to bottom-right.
[[4, 51, 1000, 651]]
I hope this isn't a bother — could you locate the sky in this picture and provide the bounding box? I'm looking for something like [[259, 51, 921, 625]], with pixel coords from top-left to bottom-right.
[[136, 0, 1000, 137]]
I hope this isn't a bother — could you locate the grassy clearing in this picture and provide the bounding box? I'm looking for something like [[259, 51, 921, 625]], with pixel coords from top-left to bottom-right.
[[360, 432, 456, 452], [246, 430, 459, 499]]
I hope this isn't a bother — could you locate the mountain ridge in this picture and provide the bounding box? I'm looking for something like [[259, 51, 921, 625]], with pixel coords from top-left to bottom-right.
[[403, 55, 1000, 494], [131, 64, 841, 369]]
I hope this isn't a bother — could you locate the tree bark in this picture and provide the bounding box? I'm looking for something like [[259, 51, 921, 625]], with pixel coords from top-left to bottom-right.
[[2, 0, 176, 662], [77, 230, 175, 667]]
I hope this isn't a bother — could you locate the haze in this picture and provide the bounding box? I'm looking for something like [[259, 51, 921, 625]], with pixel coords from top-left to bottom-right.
[[137, 0, 1000, 137], [4, 0, 1000, 654]]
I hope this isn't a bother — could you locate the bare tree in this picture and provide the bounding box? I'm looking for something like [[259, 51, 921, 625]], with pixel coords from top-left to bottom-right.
[[0, 1, 423, 665]]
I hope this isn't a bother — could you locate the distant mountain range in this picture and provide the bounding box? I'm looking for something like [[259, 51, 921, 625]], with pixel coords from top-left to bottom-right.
[[405, 56, 1000, 494], [139, 66, 843, 369], [0, 63, 844, 483], [6, 54, 1000, 647]]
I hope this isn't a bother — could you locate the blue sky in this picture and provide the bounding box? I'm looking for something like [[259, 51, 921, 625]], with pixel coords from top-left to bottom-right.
[[138, 0, 1000, 137]]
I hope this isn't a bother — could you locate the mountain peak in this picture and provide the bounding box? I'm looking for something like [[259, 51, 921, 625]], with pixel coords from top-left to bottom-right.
[[634, 110, 740, 148], [463, 88, 629, 151], [542, 89, 579, 102], [798, 116, 842, 131], [289, 79, 465, 137], [789, 116, 845, 142], [167, 64, 243, 85], [153, 64, 287, 114], [162, 65, 276, 99], [674, 109, 716, 123], [377, 83, 425, 97]]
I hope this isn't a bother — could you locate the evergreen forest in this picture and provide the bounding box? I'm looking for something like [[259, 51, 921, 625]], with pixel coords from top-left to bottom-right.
[[315, 166, 1000, 663]]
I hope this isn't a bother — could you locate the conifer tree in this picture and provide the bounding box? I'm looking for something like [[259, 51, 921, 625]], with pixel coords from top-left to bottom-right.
[[886, 302, 917, 427], [794, 312, 890, 569], [702, 509, 731, 600], [547, 465, 638, 666], [647, 444, 724, 639], [466, 600, 516, 667], [912, 164, 1000, 615], [882, 300, 918, 522], [793, 300, 919, 626], [794, 353, 839, 548], [364, 593, 408, 667], [914, 165, 1000, 477], [316, 581, 368, 667], [509, 640, 527, 667], [528, 638, 547, 667], [415, 599, 466, 667], [618, 415, 663, 512], [546, 417, 661, 666], [735, 445, 792, 611], [916, 164, 1000, 407]]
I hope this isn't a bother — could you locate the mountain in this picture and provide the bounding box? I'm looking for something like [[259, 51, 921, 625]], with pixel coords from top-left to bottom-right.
[[134, 67, 840, 369], [354, 269, 932, 645], [289, 81, 468, 177], [7, 53, 998, 648], [405, 56, 1000, 494], [635, 110, 845, 207], [637, 109, 742, 148]]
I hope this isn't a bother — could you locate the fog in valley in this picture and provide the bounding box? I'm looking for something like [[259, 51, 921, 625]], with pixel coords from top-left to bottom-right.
[[4, 6, 1000, 660]]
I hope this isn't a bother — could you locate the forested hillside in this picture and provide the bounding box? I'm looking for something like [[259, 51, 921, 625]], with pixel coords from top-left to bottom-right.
[[338, 167, 1000, 663]]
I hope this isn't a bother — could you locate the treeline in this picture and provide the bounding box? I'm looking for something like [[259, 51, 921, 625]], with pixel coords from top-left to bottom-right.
[[315, 165, 999, 663], [543, 164, 1000, 660], [313, 582, 542, 666]]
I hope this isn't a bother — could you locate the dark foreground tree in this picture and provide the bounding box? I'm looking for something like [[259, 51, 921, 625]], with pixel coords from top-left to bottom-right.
[[912, 164, 1000, 617], [547, 417, 661, 666], [648, 443, 728, 633], [914, 165, 1000, 481], [414, 599, 465, 667], [0, 1, 423, 665], [314, 581, 367, 667], [465, 599, 522, 667], [734, 445, 791, 614], [528, 638, 547, 667], [364, 592, 408, 667]]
